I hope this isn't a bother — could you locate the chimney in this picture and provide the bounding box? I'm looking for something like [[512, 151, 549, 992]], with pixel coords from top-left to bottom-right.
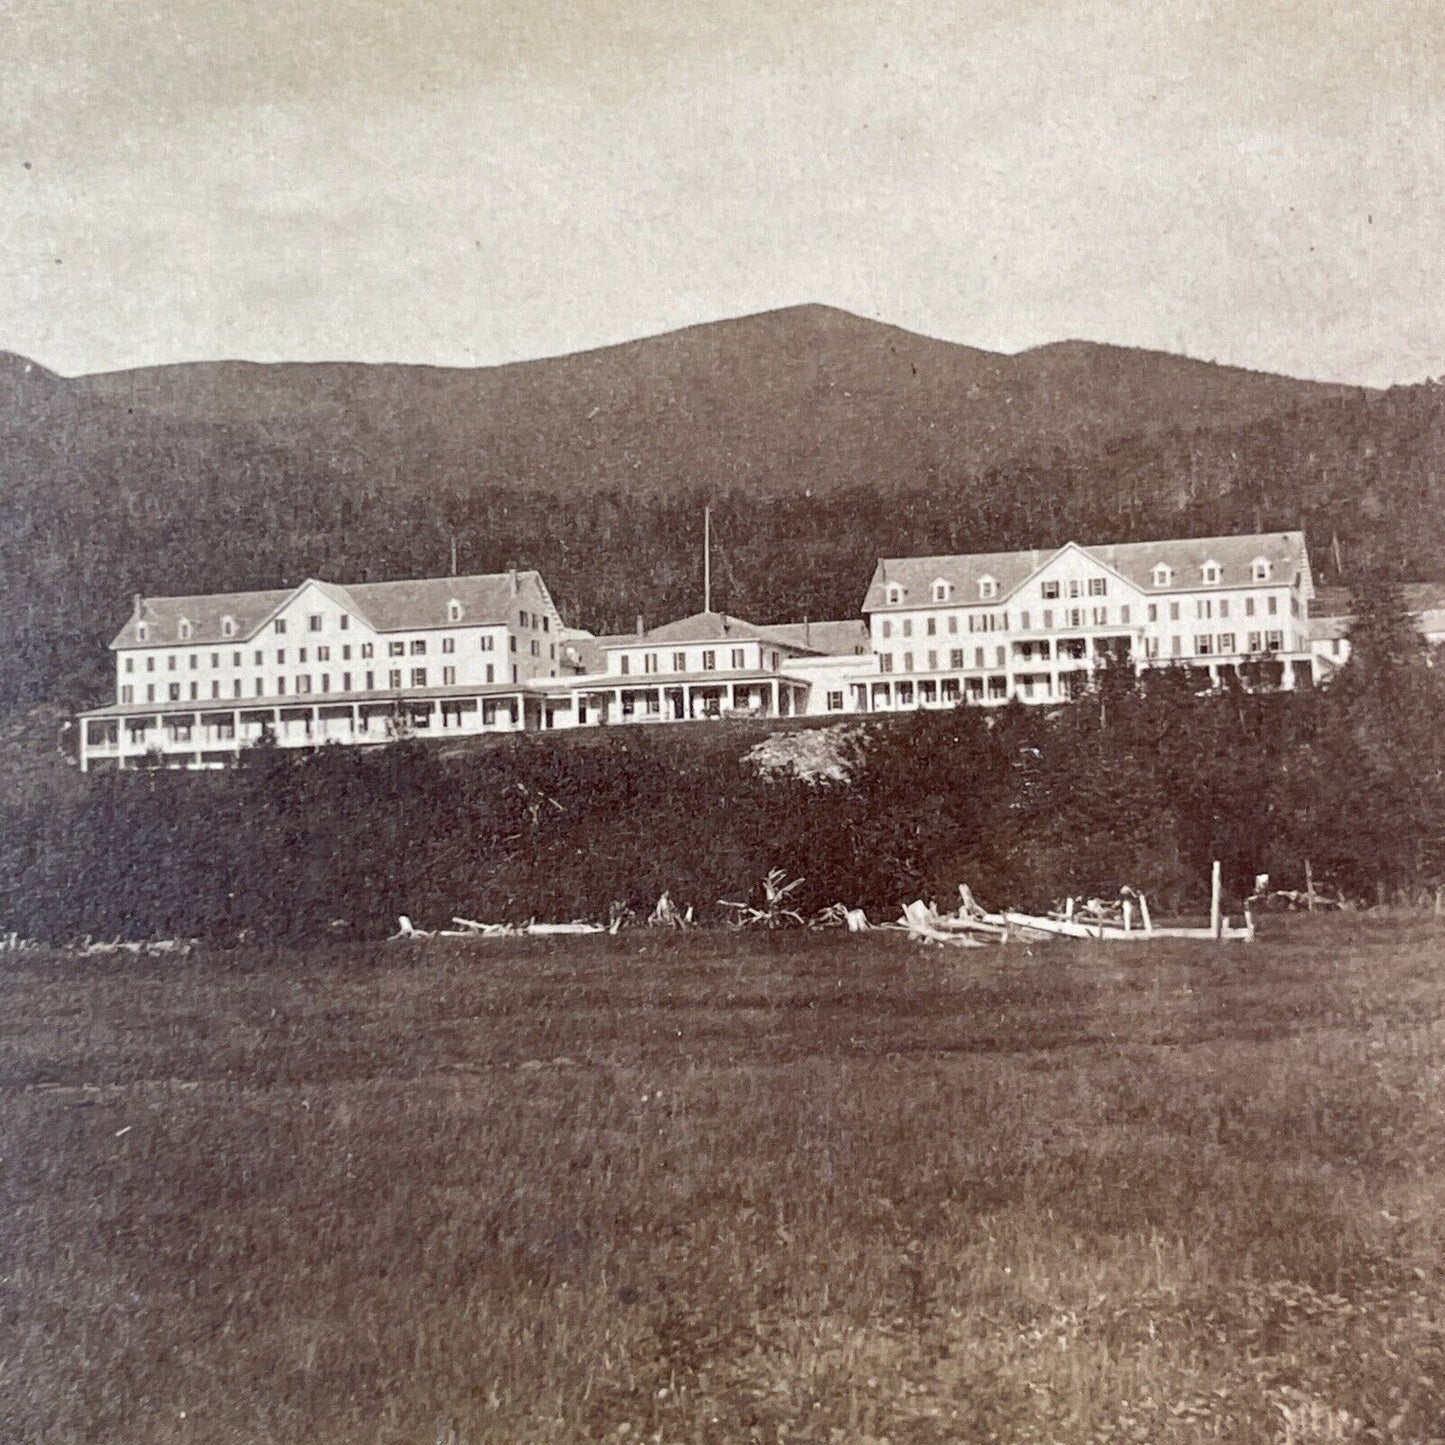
[[508, 568, 518, 596], [804, 615, 811, 647], [635, 614, 645, 637], [132, 593, 142, 620]]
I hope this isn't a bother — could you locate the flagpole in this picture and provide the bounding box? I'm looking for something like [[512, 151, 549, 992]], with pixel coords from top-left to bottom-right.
[[704, 505, 711, 613]]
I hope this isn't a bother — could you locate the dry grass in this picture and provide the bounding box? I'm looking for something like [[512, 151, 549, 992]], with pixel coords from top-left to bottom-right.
[[4, 920, 1445, 1443]]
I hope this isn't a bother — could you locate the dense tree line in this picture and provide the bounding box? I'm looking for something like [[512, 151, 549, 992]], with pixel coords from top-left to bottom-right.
[[2, 381, 1444, 713], [3, 585, 1441, 942]]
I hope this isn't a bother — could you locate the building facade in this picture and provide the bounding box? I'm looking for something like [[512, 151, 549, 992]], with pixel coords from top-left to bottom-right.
[[79, 570, 564, 770], [857, 532, 1315, 712], [78, 532, 1336, 770]]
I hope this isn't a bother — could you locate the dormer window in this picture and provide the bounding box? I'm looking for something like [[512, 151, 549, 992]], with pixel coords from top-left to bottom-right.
[[978, 576, 998, 600], [221, 615, 236, 638], [1152, 564, 1173, 588], [1252, 557, 1272, 581], [931, 580, 952, 602], [448, 599, 463, 622], [885, 583, 904, 605], [1201, 560, 1221, 585], [178, 618, 192, 640], [136, 622, 149, 642]]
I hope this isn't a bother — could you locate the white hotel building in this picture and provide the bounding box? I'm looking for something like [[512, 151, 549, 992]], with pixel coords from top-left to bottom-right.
[[77, 532, 1319, 769]]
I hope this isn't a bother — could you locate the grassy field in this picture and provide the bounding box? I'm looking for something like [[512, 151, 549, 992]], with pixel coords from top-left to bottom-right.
[[4, 921, 1445, 1443]]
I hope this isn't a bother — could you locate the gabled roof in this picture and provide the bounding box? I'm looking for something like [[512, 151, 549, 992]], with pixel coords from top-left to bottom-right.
[[607, 611, 774, 648], [863, 532, 1311, 611], [604, 611, 861, 656], [111, 571, 547, 649], [758, 619, 870, 655]]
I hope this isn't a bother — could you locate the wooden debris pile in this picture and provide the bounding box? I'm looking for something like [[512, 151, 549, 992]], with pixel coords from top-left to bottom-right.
[[719, 870, 807, 929]]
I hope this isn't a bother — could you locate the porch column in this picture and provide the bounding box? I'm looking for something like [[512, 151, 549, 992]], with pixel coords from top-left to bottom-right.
[[770, 679, 779, 717]]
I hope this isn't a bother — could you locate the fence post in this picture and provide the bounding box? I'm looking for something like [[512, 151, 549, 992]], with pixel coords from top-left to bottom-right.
[[1211, 860, 1223, 940]]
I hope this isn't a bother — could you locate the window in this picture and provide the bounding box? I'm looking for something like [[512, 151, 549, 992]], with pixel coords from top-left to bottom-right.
[[1196, 635, 1213, 655], [978, 576, 998, 600], [995, 646, 1006, 667], [672, 651, 686, 671], [1067, 608, 1083, 628], [276, 649, 286, 664], [1202, 561, 1221, 584], [165, 682, 179, 700], [932, 580, 951, 601], [341, 644, 351, 661], [124, 657, 134, 673], [277, 677, 287, 696], [1088, 578, 1106, 597], [1020, 611, 1030, 631], [389, 641, 405, 657], [902, 651, 914, 672], [232, 651, 241, 666], [146, 656, 155, 672], [1245, 597, 1257, 617], [879, 653, 893, 673], [885, 584, 903, 604], [1267, 595, 1278, 616], [1152, 565, 1173, 588], [366, 670, 376, 689], [881, 619, 892, 639], [947, 615, 958, 634], [443, 666, 455, 685], [342, 673, 352, 691], [410, 640, 426, 656], [478, 635, 492, 652], [1041, 580, 1060, 600], [509, 637, 516, 652], [168, 655, 177, 671], [209, 652, 218, 668], [178, 619, 192, 640], [1252, 558, 1271, 581], [1219, 599, 1230, 620], [298, 648, 307, 664], [120, 684, 134, 704], [827, 690, 843, 711], [361, 642, 375, 658], [950, 648, 964, 668], [1069, 580, 1081, 599], [339, 615, 349, 631], [702, 650, 716, 671], [1042, 609, 1053, 628], [926, 617, 937, 636], [253, 650, 263, 666], [254, 679, 263, 696], [1248, 631, 1262, 653], [1091, 608, 1106, 625], [146, 684, 155, 702], [902, 619, 913, 638], [222, 616, 235, 638], [1120, 605, 1131, 625], [274, 619, 286, 635], [1171, 637, 1182, 657], [1219, 633, 1236, 653], [1266, 630, 1284, 652], [974, 647, 984, 668], [1169, 602, 1180, 621], [1197, 599, 1212, 620], [233, 679, 242, 698], [320, 676, 330, 694], [484, 664, 494, 684], [448, 600, 462, 622], [317, 646, 330, 661], [927, 649, 938, 670], [308, 614, 322, 632], [411, 668, 427, 687], [136, 622, 149, 642], [296, 675, 312, 695], [519, 609, 527, 627], [530, 639, 539, 656], [731, 648, 746, 669], [389, 669, 402, 688], [620, 655, 631, 676], [441, 637, 455, 654]]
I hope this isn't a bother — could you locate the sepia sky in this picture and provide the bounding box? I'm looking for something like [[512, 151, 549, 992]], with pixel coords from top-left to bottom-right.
[[1, 0, 1442, 383]]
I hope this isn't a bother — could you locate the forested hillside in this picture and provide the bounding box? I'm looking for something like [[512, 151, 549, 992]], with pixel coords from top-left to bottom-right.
[[2, 307, 1442, 712]]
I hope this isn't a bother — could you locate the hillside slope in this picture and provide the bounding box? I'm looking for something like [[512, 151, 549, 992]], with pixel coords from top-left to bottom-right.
[[3, 306, 1443, 713]]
